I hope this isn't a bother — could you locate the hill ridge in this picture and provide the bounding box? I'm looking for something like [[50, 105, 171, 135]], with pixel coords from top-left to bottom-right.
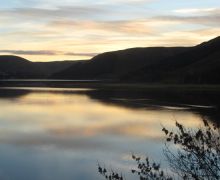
[[0, 36, 220, 84]]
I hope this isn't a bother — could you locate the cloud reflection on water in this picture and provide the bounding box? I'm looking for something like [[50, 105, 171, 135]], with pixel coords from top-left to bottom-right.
[[0, 88, 203, 149], [0, 87, 209, 180]]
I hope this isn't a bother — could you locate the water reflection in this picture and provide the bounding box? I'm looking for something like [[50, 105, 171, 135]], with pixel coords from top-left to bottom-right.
[[0, 87, 219, 180]]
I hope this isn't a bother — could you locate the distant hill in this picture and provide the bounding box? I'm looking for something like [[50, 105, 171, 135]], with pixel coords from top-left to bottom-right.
[[123, 36, 220, 84], [35, 60, 80, 77], [0, 55, 79, 79], [52, 47, 188, 80], [1, 36, 220, 84], [53, 36, 220, 84], [0, 55, 42, 79]]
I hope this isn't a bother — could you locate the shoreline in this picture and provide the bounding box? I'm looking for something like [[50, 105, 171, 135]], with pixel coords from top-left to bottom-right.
[[0, 79, 220, 92]]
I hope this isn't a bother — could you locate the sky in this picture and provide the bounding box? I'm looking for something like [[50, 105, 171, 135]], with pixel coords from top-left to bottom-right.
[[0, 0, 219, 61]]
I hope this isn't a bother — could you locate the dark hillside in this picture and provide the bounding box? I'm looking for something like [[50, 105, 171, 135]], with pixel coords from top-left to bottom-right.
[[0, 55, 43, 78], [122, 36, 220, 84], [53, 47, 187, 80]]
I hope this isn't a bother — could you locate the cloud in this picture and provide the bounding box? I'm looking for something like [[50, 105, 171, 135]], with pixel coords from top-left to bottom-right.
[[173, 8, 218, 14], [49, 19, 153, 35], [0, 5, 109, 21], [0, 1, 157, 23], [0, 2, 219, 61], [165, 7, 220, 27], [0, 50, 97, 57], [154, 14, 220, 27], [64, 52, 98, 57], [0, 50, 57, 55], [109, 0, 156, 4]]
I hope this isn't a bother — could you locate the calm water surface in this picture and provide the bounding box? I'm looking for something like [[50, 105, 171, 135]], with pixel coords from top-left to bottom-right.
[[0, 87, 218, 180]]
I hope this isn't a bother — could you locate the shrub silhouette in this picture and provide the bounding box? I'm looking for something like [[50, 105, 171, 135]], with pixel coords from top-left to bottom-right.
[[98, 119, 220, 180]]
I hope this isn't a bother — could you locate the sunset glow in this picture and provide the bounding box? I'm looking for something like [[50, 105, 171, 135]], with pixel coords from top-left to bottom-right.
[[0, 0, 219, 61]]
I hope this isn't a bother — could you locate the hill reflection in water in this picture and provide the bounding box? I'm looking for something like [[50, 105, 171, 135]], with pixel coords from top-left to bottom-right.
[[0, 87, 219, 180]]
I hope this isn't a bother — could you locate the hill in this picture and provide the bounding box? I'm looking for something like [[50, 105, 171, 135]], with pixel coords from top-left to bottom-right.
[[53, 36, 220, 84], [35, 60, 80, 77], [0, 55, 42, 79], [1, 36, 220, 84], [52, 47, 188, 80], [123, 36, 220, 84], [0, 56, 79, 79]]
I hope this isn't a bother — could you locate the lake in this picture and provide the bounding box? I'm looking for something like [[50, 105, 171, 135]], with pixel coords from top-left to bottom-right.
[[0, 85, 219, 180]]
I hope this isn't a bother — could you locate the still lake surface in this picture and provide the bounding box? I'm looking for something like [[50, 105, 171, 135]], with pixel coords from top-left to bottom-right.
[[0, 86, 219, 180]]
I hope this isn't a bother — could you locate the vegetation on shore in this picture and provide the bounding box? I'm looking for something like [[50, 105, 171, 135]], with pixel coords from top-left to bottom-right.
[[98, 119, 220, 180]]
